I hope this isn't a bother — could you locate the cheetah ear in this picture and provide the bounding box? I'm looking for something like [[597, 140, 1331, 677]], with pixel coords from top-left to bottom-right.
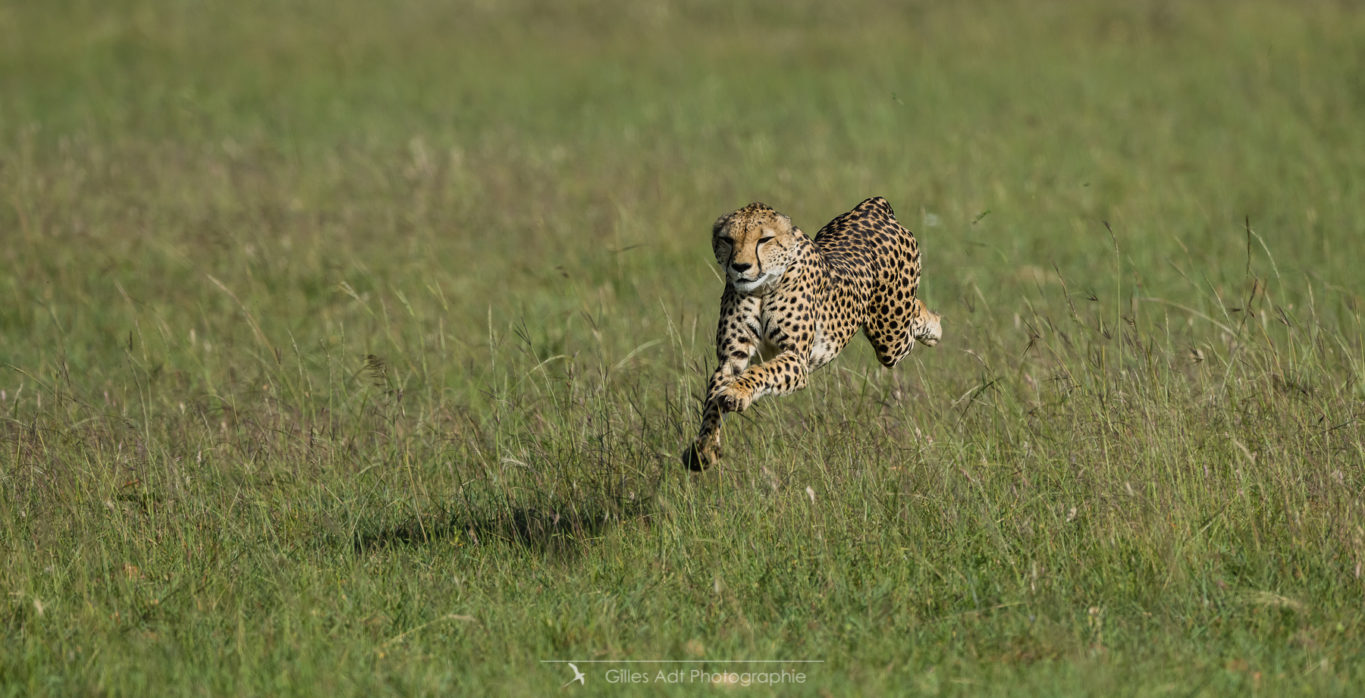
[[775, 213, 796, 233], [712, 213, 733, 235]]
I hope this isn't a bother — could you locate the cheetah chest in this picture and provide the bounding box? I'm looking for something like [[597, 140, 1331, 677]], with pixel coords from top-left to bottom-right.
[[754, 301, 840, 369]]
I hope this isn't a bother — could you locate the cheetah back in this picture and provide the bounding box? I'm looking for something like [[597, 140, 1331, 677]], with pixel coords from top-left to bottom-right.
[[810, 196, 926, 367]]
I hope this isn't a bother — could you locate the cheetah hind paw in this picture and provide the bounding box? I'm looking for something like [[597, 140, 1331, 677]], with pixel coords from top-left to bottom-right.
[[915, 310, 943, 347]]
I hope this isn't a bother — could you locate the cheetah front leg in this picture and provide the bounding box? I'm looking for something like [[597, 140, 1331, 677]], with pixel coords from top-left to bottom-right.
[[684, 294, 761, 470], [684, 356, 752, 470], [684, 346, 811, 471], [713, 351, 810, 412]]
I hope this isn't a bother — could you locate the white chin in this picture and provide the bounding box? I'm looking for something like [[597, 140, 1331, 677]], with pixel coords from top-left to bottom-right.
[[731, 274, 773, 295]]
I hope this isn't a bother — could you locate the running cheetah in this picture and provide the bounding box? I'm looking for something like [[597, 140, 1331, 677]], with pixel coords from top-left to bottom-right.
[[683, 196, 942, 470]]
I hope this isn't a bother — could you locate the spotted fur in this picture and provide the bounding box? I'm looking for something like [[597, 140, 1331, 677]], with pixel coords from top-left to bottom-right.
[[683, 196, 942, 470]]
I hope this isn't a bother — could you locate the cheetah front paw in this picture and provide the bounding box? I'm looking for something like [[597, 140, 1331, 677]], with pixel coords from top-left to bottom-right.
[[683, 433, 722, 471], [716, 384, 754, 413]]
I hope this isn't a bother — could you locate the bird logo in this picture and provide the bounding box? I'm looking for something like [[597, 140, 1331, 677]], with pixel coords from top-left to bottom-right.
[[562, 662, 586, 688]]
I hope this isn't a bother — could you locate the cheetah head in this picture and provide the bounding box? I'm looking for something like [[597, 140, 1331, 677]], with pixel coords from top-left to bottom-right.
[[712, 202, 803, 296]]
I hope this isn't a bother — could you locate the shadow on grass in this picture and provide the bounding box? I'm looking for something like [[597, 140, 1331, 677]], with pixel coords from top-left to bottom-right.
[[350, 495, 656, 557]]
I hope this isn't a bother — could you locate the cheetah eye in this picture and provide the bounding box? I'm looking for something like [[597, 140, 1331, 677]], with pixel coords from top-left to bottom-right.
[[758, 236, 775, 244], [717, 236, 734, 246]]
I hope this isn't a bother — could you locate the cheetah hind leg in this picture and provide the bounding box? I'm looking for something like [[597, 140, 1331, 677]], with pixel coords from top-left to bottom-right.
[[865, 298, 943, 368]]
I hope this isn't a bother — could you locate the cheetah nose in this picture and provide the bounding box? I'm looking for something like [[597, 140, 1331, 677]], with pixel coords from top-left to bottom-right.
[[730, 262, 752, 273]]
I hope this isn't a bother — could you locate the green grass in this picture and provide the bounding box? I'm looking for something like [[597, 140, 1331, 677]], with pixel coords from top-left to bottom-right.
[[3, 0, 1365, 695]]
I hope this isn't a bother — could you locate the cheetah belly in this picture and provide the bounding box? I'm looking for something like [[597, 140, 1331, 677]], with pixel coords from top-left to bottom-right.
[[808, 322, 839, 369]]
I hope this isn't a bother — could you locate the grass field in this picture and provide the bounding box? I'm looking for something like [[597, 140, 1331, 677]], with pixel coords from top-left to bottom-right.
[[4, 0, 1365, 695]]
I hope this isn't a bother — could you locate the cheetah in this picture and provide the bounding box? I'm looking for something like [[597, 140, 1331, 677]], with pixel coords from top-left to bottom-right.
[[683, 196, 942, 470]]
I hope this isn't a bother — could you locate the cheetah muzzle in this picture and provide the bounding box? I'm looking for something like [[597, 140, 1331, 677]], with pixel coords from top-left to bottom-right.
[[683, 196, 942, 470]]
